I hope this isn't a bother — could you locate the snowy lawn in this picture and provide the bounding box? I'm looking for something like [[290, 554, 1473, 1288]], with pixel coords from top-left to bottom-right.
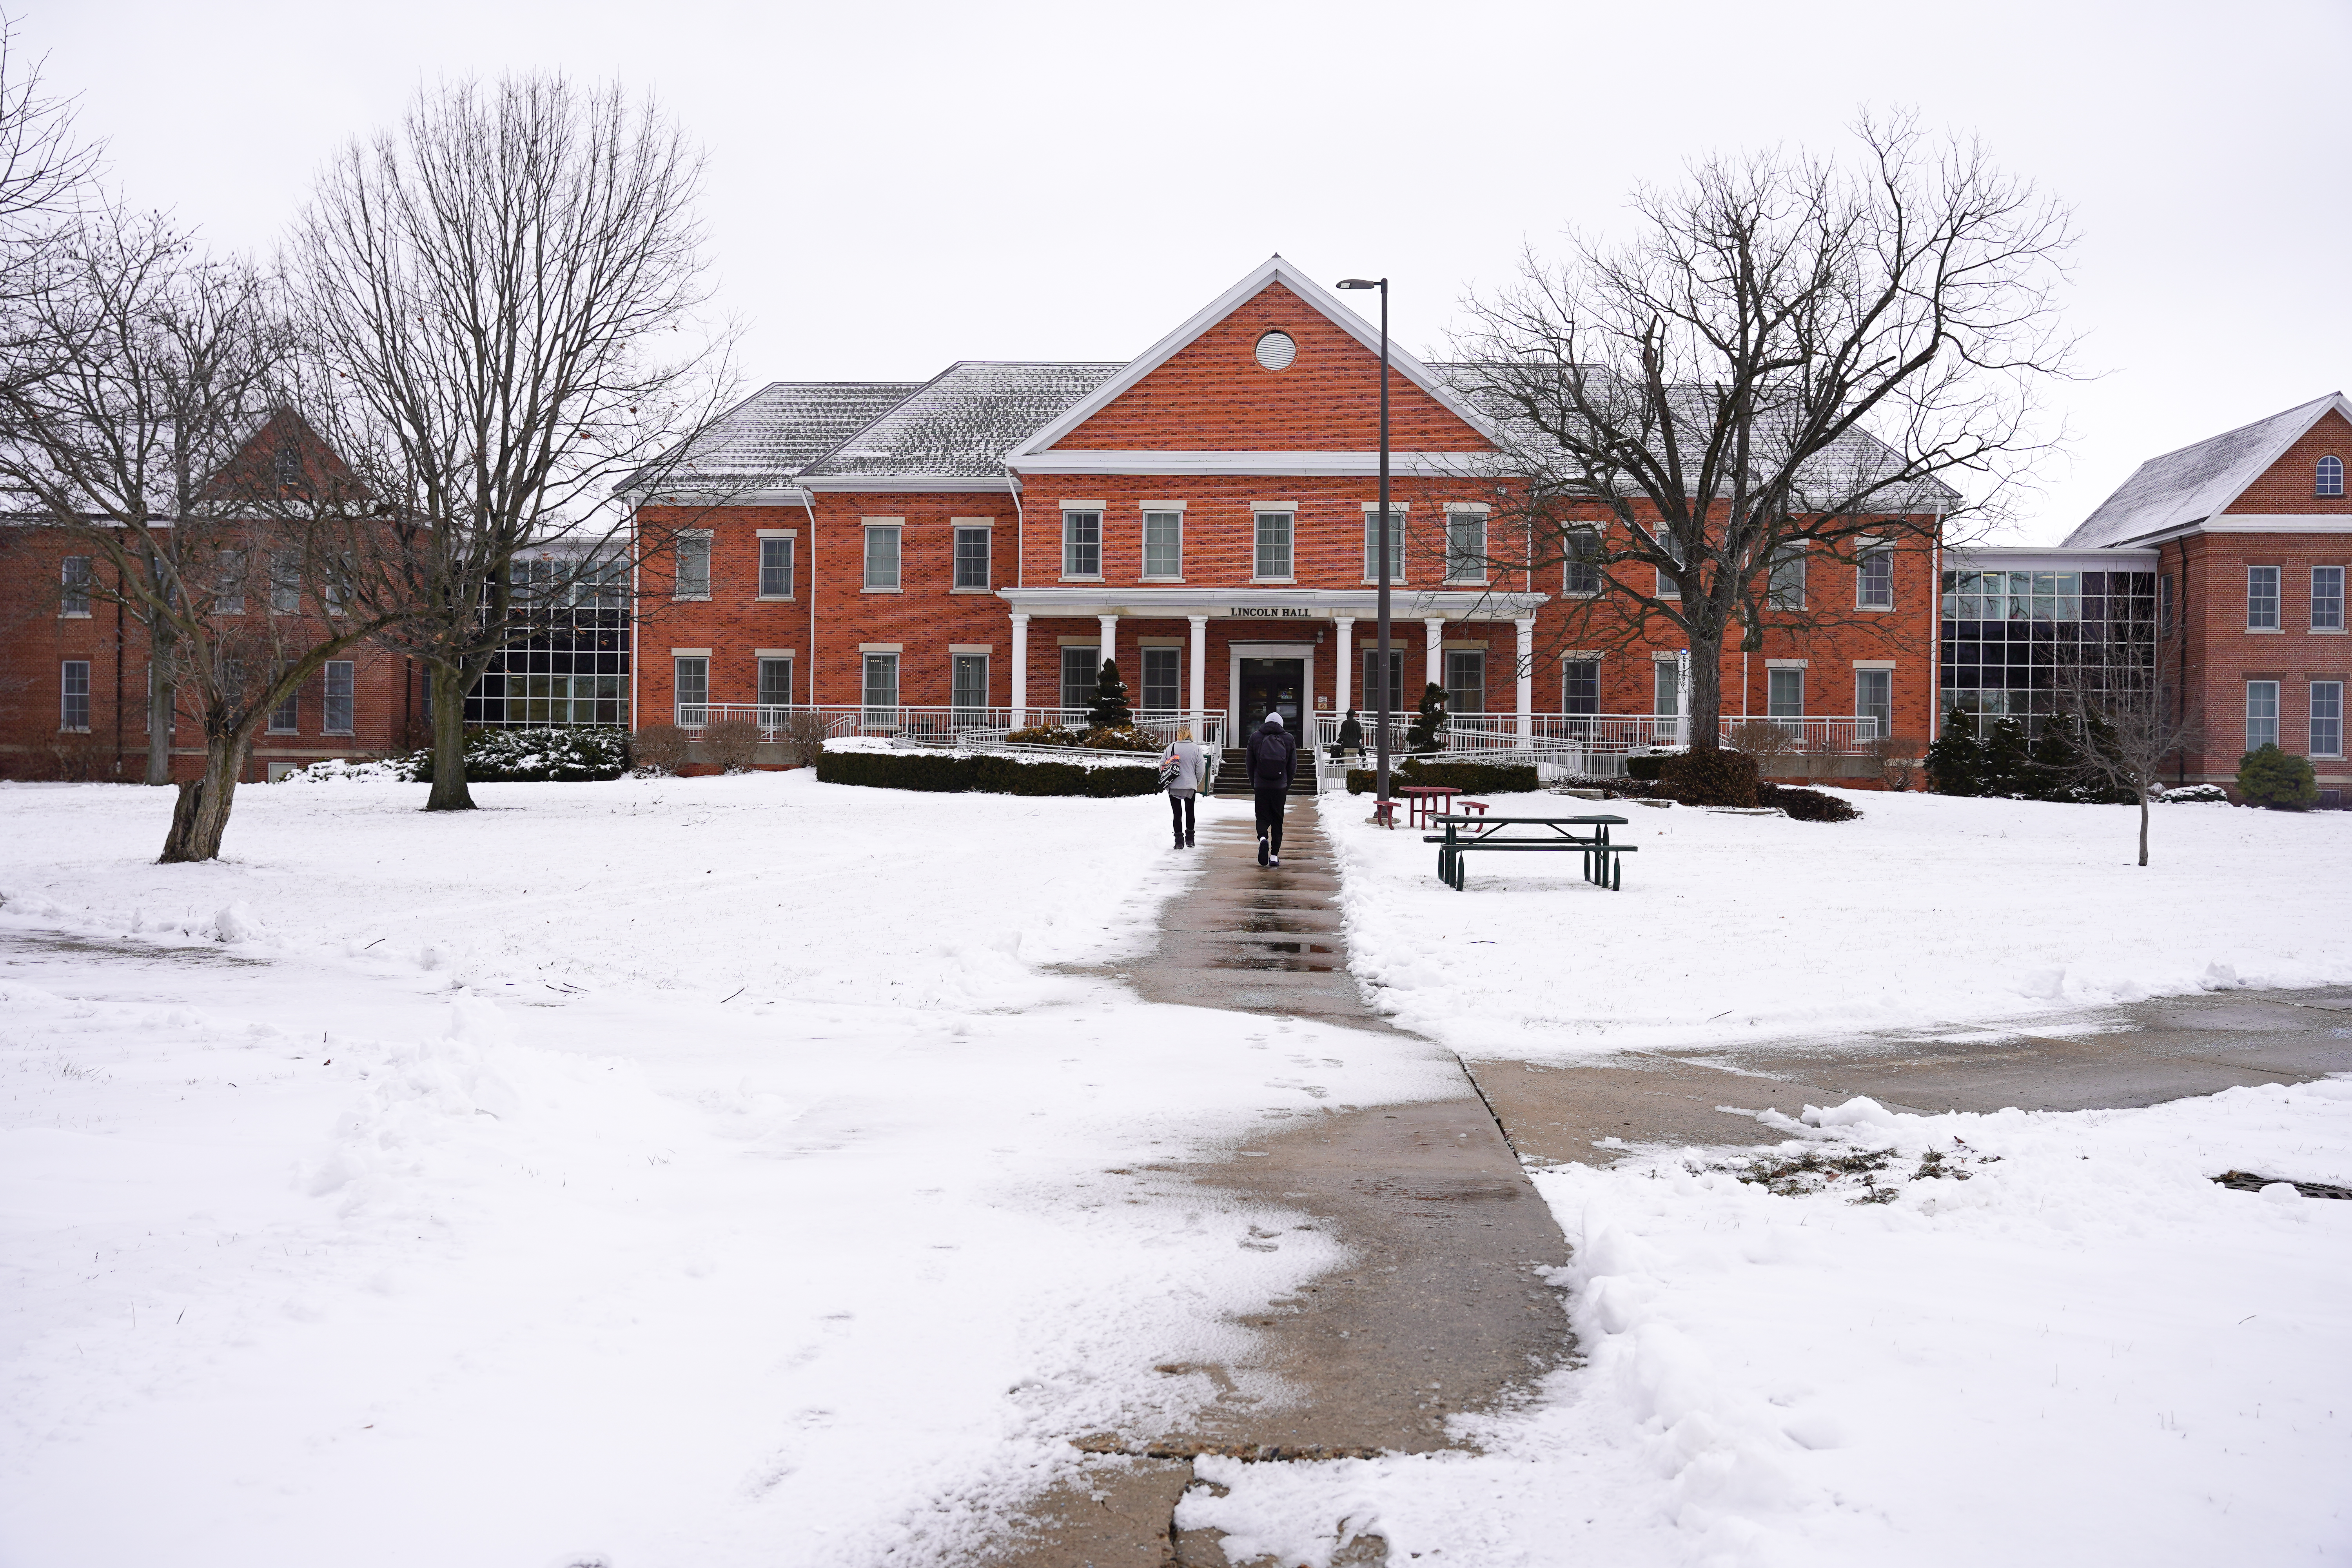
[[0, 774, 1457, 1567], [1178, 1080, 2352, 1567], [1323, 788, 2352, 1056]]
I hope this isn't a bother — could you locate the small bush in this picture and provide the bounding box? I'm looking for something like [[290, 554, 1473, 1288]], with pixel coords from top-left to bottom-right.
[[2236, 742, 2318, 810], [1344, 760, 1540, 795], [703, 718, 761, 774], [771, 709, 829, 768], [1662, 747, 1760, 808], [396, 728, 630, 783], [1007, 724, 1082, 747], [1866, 735, 1924, 793], [1759, 782, 1860, 822], [2161, 783, 2229, 804], [1727, 719, 1806, 774], [631, 724, 689, 776], [1624, 753, 1669, 781], [1080, 725, 1155, 753], [815, 748, 1158, 797]]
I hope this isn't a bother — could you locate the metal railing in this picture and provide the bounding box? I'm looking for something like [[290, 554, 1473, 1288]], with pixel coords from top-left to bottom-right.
[[1307, 711, 1881, 762], [673, 704, 1225, 751]]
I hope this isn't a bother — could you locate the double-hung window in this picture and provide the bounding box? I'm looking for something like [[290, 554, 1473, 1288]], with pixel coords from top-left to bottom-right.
[[1563, 528, 1601, 596], [1443, 649, 1486, 716], [1769, 546, 1808, 611], [1768, 667, 1806, 719], [673, 534, 711, 599], [269, 551, 302, 615], [1563, 659, 1599, 717], [1059, 645, 1098, 713], [1654, 531, 1684, 599], [1140, 647, 1180, 712], [862, 653, 900, 719], [758, 656, 793, 712], [1858, 546, 1894, 610], [759, 536, 795, 598], [1444, 508, 1487, 584], [1361, 648, 1405, 716], [60, 556, 91, 616], [2313, 566, 2345, 631], [214, 550, 246, 615], [2312, 681, 2345, 759], [862, 523, 900, 591], [951, 653, 988, 717], [1062, 510, 1102, 579], [1363, 507, 1405, 583], [1855, 669, 1892, 738], [1254, 510, 1294, 581], [2246, 680, 2281, 750], [1652, 662, 1682, 739], [2248, 565, 2281, 630], [674, 657, 708, 724], [1142, 511, 1183, 579], [323, 661, 354, 735], [60, 661, 90, 732], [953, 526, 991, 590], [269, 670, 299, 734]]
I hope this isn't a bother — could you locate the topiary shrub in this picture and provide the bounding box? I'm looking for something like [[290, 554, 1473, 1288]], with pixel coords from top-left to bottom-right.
[[1087, 660, 1134, 731], [632, 724, 689, 776], [1405, 682, 1448, 754], [703, 718, 761, 774], [1759, 781, 1860, 822], [1662, 747, 1761, 808], [2236, 742, 2319, 809], [1623, 753, 1669, 782]]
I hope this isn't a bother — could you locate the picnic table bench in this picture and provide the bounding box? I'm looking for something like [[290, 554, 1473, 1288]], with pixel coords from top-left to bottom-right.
[[1397, 784, 1461, 828], [1422, 813, 1633, 892]]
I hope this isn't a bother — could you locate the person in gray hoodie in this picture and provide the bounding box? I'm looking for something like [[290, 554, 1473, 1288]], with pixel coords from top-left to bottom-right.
[[1160, 726, 1211, 848], [1245, 711, 1298, 866]]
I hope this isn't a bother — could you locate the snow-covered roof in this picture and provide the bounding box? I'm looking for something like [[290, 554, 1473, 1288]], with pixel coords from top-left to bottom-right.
[[2062, 393, 2352, 548], [799, 362, 1126, 483], [629, 381, 926, 494]]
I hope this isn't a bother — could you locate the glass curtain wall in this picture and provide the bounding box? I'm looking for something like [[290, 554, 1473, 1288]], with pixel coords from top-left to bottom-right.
[[467, 556, 631, 728], [1939, 568, 2156, 731]]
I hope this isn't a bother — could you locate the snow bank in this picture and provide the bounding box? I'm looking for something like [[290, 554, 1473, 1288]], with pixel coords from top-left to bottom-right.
[[1321, 787, 2352, 1055], [1173, 1078, 2352, 1567]]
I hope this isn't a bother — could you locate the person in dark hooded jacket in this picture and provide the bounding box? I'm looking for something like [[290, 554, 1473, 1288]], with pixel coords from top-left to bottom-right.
[[1246, 711, 1298, 866]]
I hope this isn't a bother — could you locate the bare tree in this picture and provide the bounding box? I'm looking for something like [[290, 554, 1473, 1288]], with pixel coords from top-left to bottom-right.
[[0, 12, 99, 335], [2050, 618, 2201, 867], [1449, 112, 2076, 751], [293, 74, 733, 813], [0, 214, 409, 859]]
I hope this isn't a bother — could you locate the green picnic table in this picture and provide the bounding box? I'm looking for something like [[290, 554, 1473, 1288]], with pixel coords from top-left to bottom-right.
[[1423, 813, 1633, 891]]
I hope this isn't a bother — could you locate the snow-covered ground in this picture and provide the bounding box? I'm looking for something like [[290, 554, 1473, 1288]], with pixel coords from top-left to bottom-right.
[[0, 775, 1455, 1566], [1322, 787, 2352, 1056], [1176, 1080, 2352, 1567], [4, 776, 2348, 1567]]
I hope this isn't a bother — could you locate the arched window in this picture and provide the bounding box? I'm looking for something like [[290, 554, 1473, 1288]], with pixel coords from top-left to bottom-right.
[[2320, 455, 2345, 497]]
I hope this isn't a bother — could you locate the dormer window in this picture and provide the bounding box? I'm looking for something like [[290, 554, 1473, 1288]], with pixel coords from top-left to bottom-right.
[[2319, 455, 2344, 497]]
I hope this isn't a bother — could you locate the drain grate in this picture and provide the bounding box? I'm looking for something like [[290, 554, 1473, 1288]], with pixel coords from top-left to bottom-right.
[[2212, 1170, 2352, 1200]]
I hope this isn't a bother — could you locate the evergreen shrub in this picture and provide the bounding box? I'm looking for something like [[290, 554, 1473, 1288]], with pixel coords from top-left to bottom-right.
[[815, 748, 1158, 797], [1624, 753, 1669, 781], [2236, 743, 2319, 809], [1087, 660, 1133, 731], [1662, 748, 1761, 807], [1344, 760, 1539, 795], [1007, 724, 1082, 747], [2161, 783, 2229, 804], [407, 728, 631, 783], [1758, 782, 1860, 822], [1405, 683, 1448, 753]]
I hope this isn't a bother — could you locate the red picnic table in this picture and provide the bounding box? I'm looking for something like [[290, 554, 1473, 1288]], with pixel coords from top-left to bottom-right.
[[1397, 784, 1460, 828]]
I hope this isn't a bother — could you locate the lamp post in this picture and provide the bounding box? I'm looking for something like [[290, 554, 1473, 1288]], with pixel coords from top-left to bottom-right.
[[1337, 276, 1391, 810]]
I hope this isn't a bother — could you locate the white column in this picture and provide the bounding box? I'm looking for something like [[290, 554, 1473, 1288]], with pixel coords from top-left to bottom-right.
[[1677, 648, 1693, 747], [1423, 618, 1445, 698], [1334, 616, 1354, 720], [1009, 613, 1029, 726], [1097, 613, 1118, 693], [1515, 616, 1535, 743], [1187, 615, 1208, 742]]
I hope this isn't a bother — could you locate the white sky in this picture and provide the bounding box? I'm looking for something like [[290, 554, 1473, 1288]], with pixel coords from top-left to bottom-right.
[[24, 0, 2352, 543]]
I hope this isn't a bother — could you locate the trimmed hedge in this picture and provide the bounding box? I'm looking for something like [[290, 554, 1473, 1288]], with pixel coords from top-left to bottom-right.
[[1345, 760, 1540, 795], [1624, 754, 1669, 781], [1662, 748, 1761, 808], [817, 748, 1160, 797]]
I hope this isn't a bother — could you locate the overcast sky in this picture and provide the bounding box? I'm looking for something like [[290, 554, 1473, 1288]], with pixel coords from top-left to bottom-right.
[[24, 0, 2351, 542]]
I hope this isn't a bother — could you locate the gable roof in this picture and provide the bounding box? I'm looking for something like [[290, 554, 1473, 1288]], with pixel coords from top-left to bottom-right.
[[1004, 256, 1497, 464], [629, 380, 925, 495], [2062, 392, 2352, 548], [798, 361, 1125, 486]]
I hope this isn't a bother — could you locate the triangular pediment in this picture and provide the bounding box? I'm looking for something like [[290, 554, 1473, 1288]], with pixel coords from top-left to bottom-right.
[[1008, 258, 1494, 459]]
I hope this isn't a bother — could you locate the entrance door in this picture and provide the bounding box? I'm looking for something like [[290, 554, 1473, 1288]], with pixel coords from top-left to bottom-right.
[[1238, 657, 1305, 734]]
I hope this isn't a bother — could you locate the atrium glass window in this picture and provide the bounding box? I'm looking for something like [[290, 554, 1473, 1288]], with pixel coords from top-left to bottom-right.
[[1939, 568, 2155, 731], [468, 555, 632, 728], [1140, 647, 1180, 711]]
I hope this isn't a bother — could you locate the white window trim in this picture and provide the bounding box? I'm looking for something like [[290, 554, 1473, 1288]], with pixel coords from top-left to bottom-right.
[[1060, 508, 1104, 582], [1442, 506, 1488, 586], [1361, 501, 1409, 585], [2247, 564, 2283, 632], [2310, 680, 2346, 759], [951, 520, 994, 594], [1139, 506, 1185, 583], [1252, 510, 1296, 584], [862, 520, 903, 594], [1855, 539, 1896, 611], [323, 660, 356, 737], [756, 532, 797, 602]]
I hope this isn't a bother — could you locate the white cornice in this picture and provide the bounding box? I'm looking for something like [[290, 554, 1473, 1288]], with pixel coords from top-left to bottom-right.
[[797, 475, 1016, 495], [1008, 450, 1499, 478], [996, 584, 1548, 619], [1949, 545, 2161, 570], [1003, 256, 1501, 463]]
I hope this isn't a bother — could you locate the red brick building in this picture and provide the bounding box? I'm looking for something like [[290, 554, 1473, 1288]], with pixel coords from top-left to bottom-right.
[[2051, 393, 2352, 800], [633, 258, 1942, 770]]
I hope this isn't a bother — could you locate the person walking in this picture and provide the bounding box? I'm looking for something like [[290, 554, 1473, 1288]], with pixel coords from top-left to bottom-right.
[[1246, 710, 1298, 866], [1338, 708, 1365, 766], [1160, 726, 1210, 849]]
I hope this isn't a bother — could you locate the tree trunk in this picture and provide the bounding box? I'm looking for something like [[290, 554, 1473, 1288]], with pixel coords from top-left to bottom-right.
[[145, 657, 176, 787], [425, 662, 474, 812], [1686, 623, 1726, 752], [158, 733, 247, 863], [2137, 790, 2150, 868]]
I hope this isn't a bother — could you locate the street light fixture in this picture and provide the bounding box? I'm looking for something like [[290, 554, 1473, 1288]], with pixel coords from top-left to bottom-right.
[[1337, 277, 1393, 811]]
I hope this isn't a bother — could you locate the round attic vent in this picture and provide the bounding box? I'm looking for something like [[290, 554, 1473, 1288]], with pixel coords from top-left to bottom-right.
[[1254, 330, 1296, 371]]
